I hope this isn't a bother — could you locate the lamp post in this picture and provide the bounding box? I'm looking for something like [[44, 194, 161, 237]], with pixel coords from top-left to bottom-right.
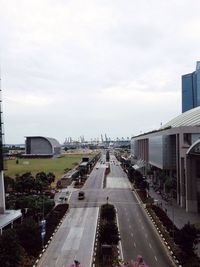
[[40, 193, 46, 248], [40, 219, 46, 248]]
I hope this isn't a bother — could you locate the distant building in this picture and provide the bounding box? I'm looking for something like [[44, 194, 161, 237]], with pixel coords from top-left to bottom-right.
[[182, 61, 200, 112], [25, 136, 61, 157]]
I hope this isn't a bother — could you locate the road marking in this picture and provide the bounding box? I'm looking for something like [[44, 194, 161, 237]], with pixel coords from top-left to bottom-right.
[[129, 225, 131, 229], [90, 208, 99, 267], [145, 233, 148, 238], [149, 243, 152, 248], [134, 242, 136, 247], [127, 218, 130, 222], [142, 225, 144, 230], [116, 207, 124, 261], [154, 256, 158, 261], [131, 232, 134, 237]]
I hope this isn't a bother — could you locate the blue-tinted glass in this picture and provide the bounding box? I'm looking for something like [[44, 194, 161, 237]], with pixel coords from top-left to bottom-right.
[[182, 73, 194, 112], [195, 69, 200, 106]]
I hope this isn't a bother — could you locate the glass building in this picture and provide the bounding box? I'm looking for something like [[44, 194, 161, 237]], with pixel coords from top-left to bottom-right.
[[182, 61, 200, 113]]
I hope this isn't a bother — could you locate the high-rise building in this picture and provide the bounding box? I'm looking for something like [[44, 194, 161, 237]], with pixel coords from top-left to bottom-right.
[[182, 61, 200, 113]]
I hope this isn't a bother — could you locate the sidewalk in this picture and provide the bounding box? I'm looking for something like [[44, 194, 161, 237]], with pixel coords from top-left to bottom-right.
[[148, 184, 200, 256], [148, 186, 200, 229]]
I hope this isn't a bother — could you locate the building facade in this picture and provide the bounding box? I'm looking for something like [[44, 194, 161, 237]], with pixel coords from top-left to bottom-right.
[[25, 136, 61, 157], [131, 107, 200, 213], [182, 61, 200, 112]]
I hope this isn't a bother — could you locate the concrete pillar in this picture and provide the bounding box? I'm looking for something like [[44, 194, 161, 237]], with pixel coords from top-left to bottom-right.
[[0, 171, 5, 214], [176, 134, 180, 205], [178, 133, 186, 208], [180, 157, 186, 208], [186, 156, 198, 213]]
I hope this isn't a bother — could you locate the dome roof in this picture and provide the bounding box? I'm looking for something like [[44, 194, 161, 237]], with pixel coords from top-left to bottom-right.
[[161, 106, 200, 128]]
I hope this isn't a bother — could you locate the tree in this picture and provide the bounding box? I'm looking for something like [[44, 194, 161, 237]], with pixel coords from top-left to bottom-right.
[[46, 172, 55, 185], [16, 218, 41, 257], [15, 172, 34, 193], [106, 150, 110, 162], [176, 222, 199, 255], [4, 175, 15, 192], [0, 229, 24, 267], [101, 204, 115, 221], [99, 221, 120, 245], [164, 176, 176, 193], [35, 172, 54, 191]]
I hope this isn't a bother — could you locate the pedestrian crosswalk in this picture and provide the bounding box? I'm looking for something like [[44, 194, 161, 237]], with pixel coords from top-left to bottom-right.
[[106, 176, 131, 189]]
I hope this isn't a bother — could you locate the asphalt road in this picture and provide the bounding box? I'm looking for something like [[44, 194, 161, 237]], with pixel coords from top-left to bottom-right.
[[107, 154, 173, 267], [37, 163, 105, 267], [38, 152, 173, 266]]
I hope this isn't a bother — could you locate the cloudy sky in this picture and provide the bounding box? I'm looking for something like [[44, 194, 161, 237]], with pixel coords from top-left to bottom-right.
[[1, 0, 200, 144]]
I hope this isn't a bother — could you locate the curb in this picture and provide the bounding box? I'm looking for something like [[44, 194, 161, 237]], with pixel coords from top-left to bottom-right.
[[32, 210, 69, 267]]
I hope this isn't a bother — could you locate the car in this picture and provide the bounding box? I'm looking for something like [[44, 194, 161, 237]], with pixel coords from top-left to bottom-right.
[[78, 191, 85, 200]]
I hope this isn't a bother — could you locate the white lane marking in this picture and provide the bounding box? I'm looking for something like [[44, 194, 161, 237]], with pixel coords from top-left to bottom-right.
[[142, 225, 144, 230], [154, 256, 158, 261], [134, 242, 136, 247], [149, 243, 152, 248], [90, 208, 99, 267], [116, 207, 124, 261], [106, 176, 131, 189], [62, 227, 83, 250], [145, 233, 147, 238], [129, 225, 131, 229], [127, 218, 130, 222], [101, 172, 104, 188], [131, 233, 134, 237]]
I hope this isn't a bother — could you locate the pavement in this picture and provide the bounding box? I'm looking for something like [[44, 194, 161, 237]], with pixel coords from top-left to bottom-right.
[[148, 185, 200, 228], [148, 182, 200, 256]]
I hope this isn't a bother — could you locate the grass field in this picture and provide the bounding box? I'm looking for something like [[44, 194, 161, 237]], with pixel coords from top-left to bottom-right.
[[4, 154, 84, 180]]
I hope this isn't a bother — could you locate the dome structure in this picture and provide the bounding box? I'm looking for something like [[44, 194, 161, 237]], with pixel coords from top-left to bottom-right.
[[25, 136, 61, 157], [161, 106, 200, 129]]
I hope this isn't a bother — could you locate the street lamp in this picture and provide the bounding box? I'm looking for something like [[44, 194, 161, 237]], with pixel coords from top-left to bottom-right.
[[40, 193, 46, 248], [40, 219, 46, 248]]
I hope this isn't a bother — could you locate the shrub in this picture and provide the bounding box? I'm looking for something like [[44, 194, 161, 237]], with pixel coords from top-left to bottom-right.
[[99, 220, 120, 245], [101, 204, 115, 221]]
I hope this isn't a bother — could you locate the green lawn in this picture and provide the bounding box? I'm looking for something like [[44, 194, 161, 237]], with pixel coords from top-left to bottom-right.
[[4, 154, 84, 180]]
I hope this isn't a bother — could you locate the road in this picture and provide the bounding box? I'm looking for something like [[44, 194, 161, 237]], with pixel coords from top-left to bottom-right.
[[38, 152, 173, 266], [37, 163, 105, 267], [107, 155, 173, 266]]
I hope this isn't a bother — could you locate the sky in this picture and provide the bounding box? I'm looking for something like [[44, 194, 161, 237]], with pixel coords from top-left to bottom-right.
[[1, 0, 200, 144]]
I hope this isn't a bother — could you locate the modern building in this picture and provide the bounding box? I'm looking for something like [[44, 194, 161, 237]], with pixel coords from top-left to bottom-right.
[[182, 61, 200, 112], [131, 106, 200, 213], [25, 136, 61, 157]]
